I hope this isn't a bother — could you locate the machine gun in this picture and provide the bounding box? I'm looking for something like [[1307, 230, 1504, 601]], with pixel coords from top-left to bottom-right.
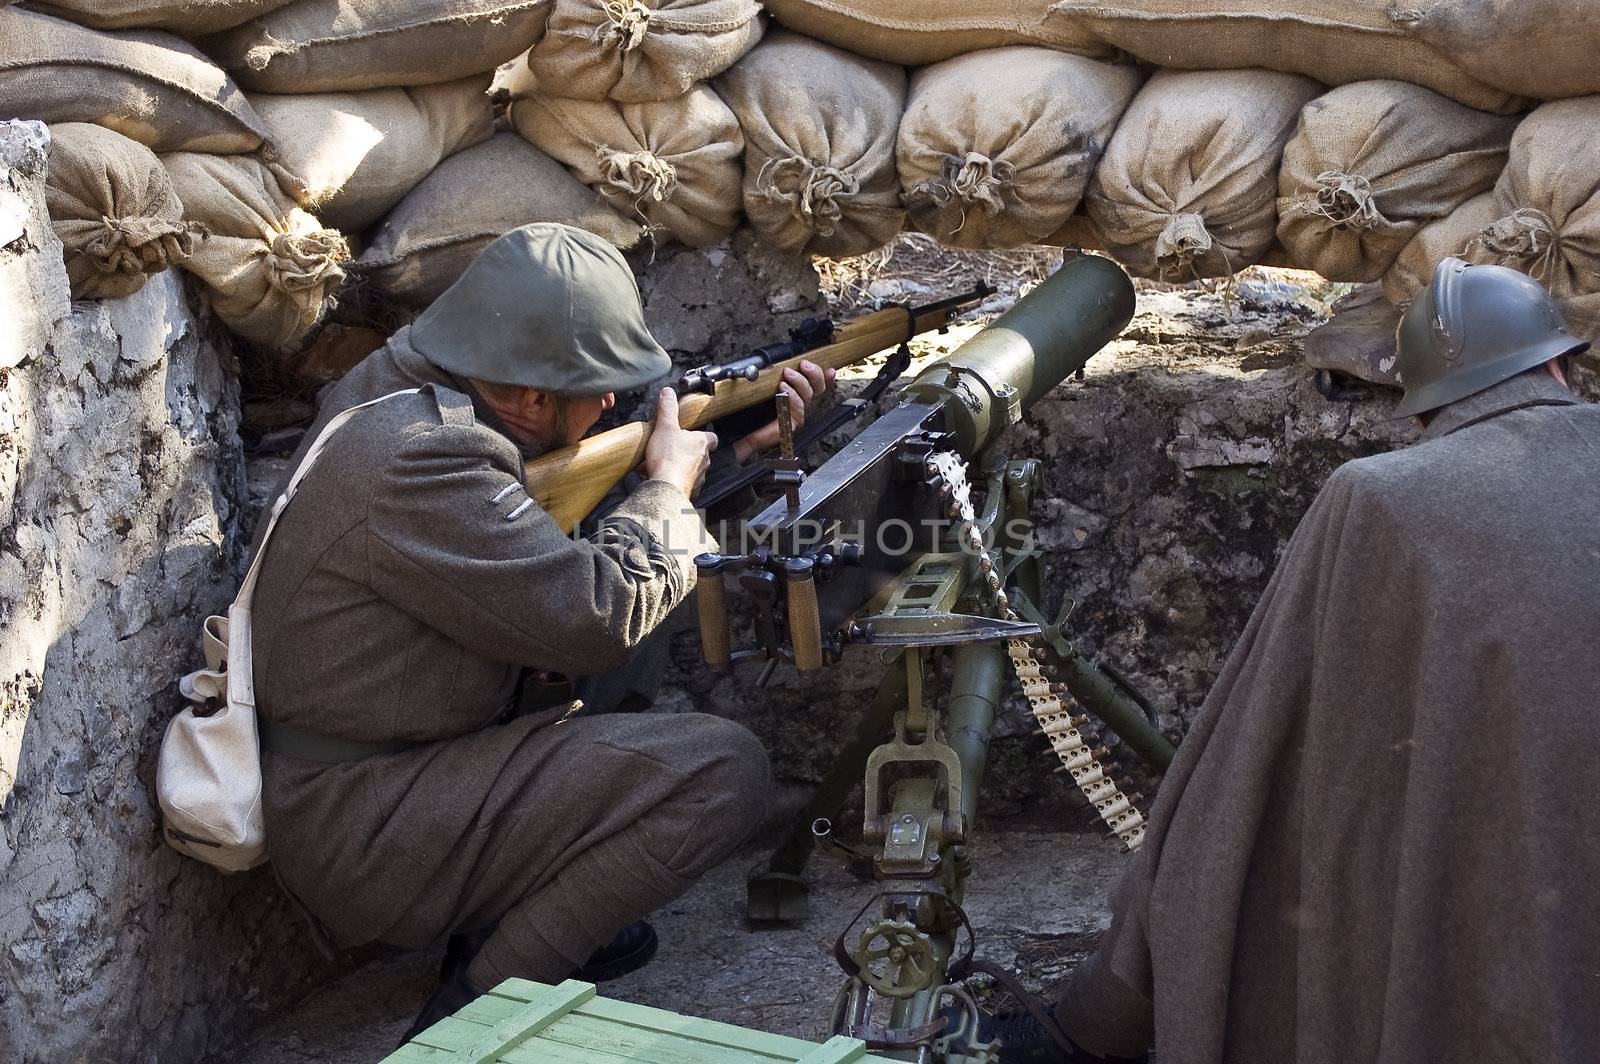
[[692, 255, 1177, 1063], [523, 286, 992, 535]]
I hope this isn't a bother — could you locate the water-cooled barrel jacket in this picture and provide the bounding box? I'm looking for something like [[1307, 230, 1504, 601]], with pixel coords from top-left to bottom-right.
[[1060, 371, 1600, 1064], [249, 333, 717, 946]]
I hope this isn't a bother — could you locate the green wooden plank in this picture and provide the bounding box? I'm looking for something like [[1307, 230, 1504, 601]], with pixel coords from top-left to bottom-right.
[[532, 1011, 785, 1064], [794, 1037, 868, 1064], [449, 980, 597, 1064], [575, 996, 822, 1058], [412, 1015, 498, 1054]]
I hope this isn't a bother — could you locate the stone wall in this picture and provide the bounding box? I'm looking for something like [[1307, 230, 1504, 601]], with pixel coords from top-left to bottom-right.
[[0, 122, 315, 1064]]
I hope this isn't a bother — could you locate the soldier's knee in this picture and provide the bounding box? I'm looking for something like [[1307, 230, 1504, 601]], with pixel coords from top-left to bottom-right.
[[695, 715, 771, 815], [672, 714, 770, 856]]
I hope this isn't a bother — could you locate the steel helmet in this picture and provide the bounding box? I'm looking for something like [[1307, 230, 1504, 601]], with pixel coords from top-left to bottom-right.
[[1393, 257, 1589, 418], [410, 223, 670, 396]]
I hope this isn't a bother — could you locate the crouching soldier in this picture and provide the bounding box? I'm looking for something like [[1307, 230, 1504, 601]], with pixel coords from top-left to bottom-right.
[[249, 224, 826, 1039], [986, 258, 1600, 1063]]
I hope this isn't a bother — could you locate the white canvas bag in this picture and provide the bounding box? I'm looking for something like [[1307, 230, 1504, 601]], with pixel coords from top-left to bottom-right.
[[157, 389, 418, 871]]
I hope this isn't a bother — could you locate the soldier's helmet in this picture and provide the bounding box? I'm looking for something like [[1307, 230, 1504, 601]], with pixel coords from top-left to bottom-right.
[[1393, 257, 1589, 418], [410, 223, 670, 396]]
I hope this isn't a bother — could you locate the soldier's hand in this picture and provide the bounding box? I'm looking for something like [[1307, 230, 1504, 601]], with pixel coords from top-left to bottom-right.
[[733, 360, 836, 463], [643, 387, 719, 497]]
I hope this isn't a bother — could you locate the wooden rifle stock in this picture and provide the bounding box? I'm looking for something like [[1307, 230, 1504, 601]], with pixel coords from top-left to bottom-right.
[[525, 293, 987, 534]]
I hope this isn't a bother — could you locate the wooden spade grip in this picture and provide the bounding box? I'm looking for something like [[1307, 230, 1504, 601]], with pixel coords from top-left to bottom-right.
[[697, 563, 732, 671], [524, 306, 922, 534]]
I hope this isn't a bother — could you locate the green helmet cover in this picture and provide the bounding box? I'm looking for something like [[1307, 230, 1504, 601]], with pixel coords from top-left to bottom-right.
[[409, 223, 671, 396], [1393, 257, 1589, 419]]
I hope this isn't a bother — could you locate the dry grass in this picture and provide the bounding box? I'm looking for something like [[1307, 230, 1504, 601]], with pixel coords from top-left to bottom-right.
[[816, 233, 1066, 314]]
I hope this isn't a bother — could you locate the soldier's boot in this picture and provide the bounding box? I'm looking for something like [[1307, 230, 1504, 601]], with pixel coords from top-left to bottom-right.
[[571, 920, 658, 982], [443, 919, 659, 987], [965, 962, 1148, 1064], [399, 966, 488, 1047]]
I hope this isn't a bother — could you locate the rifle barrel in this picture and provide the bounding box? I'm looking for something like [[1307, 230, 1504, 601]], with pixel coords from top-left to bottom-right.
[[524, 290, 987, 534]]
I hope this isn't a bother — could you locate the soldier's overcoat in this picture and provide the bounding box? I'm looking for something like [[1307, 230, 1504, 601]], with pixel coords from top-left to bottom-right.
[[1063, 372, 1600, 1064], [252, 332, 717, 946]]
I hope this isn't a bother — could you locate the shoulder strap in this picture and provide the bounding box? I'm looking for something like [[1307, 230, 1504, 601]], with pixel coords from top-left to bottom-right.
[[433, 386, 475, 427], [234, 388, 422, 609]]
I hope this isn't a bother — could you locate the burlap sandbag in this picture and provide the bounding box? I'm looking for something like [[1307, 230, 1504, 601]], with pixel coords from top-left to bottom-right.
[[528, 0, 762, 103], [897, 48, 1141, 250], [505, 69, 740, 247], [45, 123, 205, 301], [163, 152, 350, 351], [1384, 100, 1600, 339], [204, 0, 551, 93], [29, 0, 295, 34], [0, 8, 269, 154], [1086, 68, 1321, 280], [249, 77, 493, 234], [717, 31, 905, 257], [1276, 81, 1515, 283], [1402, 0, 1600, 102], [760, 0, 1112, 66], [357, 133, 645, 309], [1048, 0, 1528, 114]]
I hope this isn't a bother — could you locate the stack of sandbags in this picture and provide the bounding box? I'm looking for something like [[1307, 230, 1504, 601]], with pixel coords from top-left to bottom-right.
[[1085, 68, 1322, 280], [248, 77, 494, 232], [762, 0, 1113, 65], [896, 48, 1141, 250], [203, 0, 551, 92], [45, 123, 205, 301], [163, 152, 350, 350], [0, 7, 270, 154], [28, 0, 295, 33], [505, 68, 742, 247], [1048, 0, 1528, 113], [357, 133, 646, 308], [1400, 0, 1600, 102], [1384, 98, 1600, 338], [528, 0, 764, 101], [1276, 81, 1516, 283], [717, 31, 905, 257]]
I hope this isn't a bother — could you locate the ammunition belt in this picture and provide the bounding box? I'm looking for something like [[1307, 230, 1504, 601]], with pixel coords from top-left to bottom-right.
[[926, 451, 1147, 851]]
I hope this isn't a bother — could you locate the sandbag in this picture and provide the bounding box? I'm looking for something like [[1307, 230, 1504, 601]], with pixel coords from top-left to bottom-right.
[[1085, 68, 1321, 280], [358, 133, 645, 309], [1385, 99, 1600, 338], [1048, 0, 1528, 114], [897, 48, 1141, 250], [0, 7, 270, 154], [528, 0, 763, 103], [717, 31, 905, 257], [28, 0, 295, 34], [505, 70, 741, 247], [1276, 81, 1515, 283], [761, 0, 1112, 66], [45, 123, 204, 301], [1402, 0, 1600, 102], [204, 0, 552, 93], [163, 152, 350, 351], [249, 77, 493, 233]]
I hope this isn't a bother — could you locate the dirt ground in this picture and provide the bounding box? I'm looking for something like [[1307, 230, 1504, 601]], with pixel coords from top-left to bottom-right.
[[228, 832, 1124, 1064]]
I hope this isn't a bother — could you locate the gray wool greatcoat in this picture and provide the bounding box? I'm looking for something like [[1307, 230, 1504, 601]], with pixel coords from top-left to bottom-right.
[[1060, 372, 1600, 1064], [251, 332, 717, 947]]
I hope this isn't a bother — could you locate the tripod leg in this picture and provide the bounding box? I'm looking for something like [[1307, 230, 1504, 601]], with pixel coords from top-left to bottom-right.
[[746, 659, 907, 922]]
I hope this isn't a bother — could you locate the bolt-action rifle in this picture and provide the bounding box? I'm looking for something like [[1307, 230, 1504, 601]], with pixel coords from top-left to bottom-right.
[[691, 255, 1177, 1062], [522, 286, 994, 535]]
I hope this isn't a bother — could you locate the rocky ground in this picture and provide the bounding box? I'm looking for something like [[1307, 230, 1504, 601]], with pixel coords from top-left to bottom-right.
[[228, 832, 1123, 1064]]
